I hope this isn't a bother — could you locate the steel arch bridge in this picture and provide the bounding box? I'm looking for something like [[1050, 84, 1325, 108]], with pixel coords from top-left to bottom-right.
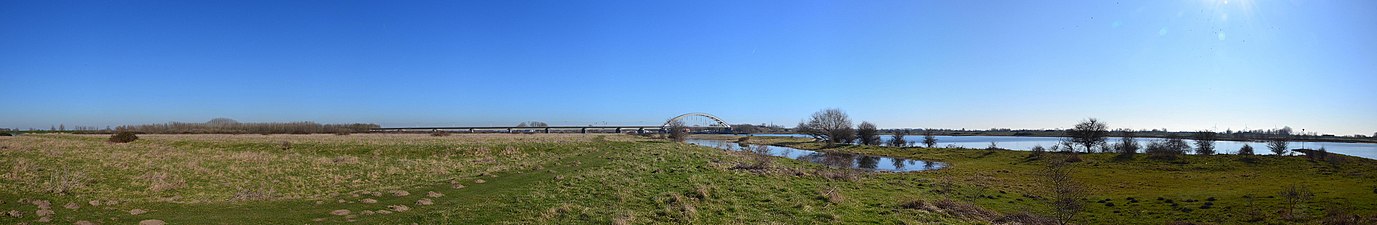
[[662, 112, 732, 133]]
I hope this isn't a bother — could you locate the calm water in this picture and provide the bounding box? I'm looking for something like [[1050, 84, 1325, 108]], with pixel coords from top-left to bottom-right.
[[685, 139, 945, 172], [743, 134, 1377, 160]]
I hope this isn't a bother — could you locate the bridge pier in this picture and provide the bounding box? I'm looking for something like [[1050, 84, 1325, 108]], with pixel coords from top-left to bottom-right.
[[615, 128, 622, 133], [638, 128, 644, 134], [506, 128, 512, 133], [544, 127, 550, 133], [468, 128, 474, 133], [580, 128, 587, 134]]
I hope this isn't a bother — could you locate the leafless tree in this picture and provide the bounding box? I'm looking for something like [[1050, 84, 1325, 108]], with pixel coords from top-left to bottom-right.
[[804, 108, 855, 145], [1067, 118, 1108, 153], [796, 121, 824, 141], [857, 121, 880, 145], [1269, 137, 1290, 156], [1044, 158, 1086, 225], [1194, 131, 1218, 155], [667, 120, 688, 142], [888, 129, 908, 147], [1279, 185, 1314, 221], [923, 130, 938, 148]]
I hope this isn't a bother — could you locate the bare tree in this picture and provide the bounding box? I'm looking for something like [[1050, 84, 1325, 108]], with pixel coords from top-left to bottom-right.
[[516, 122, 529, 127], [1279, 185, 1314, 221], [857, 121, 880, 145], [796, 121, 824, 141], [1268, 137, 1290, 156], [1044, 158, 1086, 225], [1194, 131, 1217, 155], [804, 108, 855, 145], [1067, 118, 1108, 153], [667, 120, 688, 142], [923, 130, 938, 148], [888, 129, 907, 147]]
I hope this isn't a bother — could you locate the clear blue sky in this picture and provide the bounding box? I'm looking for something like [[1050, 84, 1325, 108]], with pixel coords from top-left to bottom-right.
[[2, 0, 1374, 135]]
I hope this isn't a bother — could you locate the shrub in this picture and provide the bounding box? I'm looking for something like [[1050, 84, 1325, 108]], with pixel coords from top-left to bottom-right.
[[923, 130, 938, 148], [888, 130, 907, 147], [108, 131, 139, 143], [1145, 137, 1188, 160], [1238, 144, 1255, 155], [667, 120, 688, 142], [1028, 145, 1046, 159], [1268, 138, 1290, 155], [1279, 185, 1314, 221]]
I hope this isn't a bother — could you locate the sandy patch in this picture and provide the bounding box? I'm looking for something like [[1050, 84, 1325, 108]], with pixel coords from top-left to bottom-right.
[[416, 198, 433, 206], [330, 209, 351, 216], [360, 198, 377, 204], [129, 209, 147, 215], [426, 191, 444, 198]]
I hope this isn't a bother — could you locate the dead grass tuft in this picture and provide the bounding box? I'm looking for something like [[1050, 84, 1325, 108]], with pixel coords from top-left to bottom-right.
[[141, 171, 186, 192], [231, 185, 276, 201], [819, 186, 846, 204], [43, 169, 87, 195]]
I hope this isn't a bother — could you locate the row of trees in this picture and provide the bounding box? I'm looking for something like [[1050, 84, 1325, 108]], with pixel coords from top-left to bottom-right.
[[794, 108, 937, 147], [113, 118, 380, 134], [1060, 118, 1296, 159]]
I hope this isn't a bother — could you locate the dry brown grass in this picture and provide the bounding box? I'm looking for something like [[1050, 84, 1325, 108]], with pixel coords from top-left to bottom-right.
[[141, 171, 186, 192], [820, 186, 846, 204], [0, 133, 610, 205]]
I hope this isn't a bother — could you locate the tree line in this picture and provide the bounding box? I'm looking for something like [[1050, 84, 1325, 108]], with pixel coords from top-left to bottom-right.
[[110, 118, 380, 134]]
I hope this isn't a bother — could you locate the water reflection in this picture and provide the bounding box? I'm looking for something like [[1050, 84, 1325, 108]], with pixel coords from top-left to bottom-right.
[[685, 139, 946, 172]]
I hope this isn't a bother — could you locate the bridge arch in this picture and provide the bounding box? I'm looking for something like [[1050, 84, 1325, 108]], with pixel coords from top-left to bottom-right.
[[662, 112, 730, 128]]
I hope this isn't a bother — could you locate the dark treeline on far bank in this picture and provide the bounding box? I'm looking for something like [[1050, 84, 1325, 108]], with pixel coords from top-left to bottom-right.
[[731, 123, 1377, 144], [5, 118, 380, 135]]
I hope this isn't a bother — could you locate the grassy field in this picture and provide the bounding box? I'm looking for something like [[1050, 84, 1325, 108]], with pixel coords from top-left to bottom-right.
[[741, 136, 1377, 224], [2, 133, 1374, 224]]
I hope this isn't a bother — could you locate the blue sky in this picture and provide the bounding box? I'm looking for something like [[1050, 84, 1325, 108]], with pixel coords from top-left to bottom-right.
[[2, 0, 1374, 135]]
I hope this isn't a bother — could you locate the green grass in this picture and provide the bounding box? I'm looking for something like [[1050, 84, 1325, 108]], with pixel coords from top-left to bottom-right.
[[3, 134, 1373, 224], [743, 136, 1377, 224]]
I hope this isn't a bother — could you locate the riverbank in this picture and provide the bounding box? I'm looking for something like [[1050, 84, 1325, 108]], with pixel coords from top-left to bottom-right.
[[733, 135, 1377, 224], [750, 131, 1377, 144]]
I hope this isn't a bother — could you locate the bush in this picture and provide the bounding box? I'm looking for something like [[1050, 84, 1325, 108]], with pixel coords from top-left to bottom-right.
[[1146, 137, 1188, 160], [1027, 145, 1046, 159], [108, 131, 139, 143], [1238, 144, 1255, 155]]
